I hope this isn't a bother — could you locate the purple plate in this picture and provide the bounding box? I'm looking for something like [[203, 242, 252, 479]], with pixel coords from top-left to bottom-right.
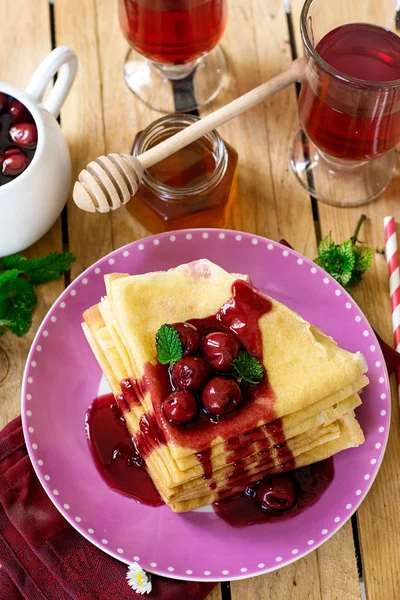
[[21, 229, 390, 582]]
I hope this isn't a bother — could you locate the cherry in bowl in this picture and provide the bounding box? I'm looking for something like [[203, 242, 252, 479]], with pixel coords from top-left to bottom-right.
[[0, 93, 7, 114], [1, 148, 29, 177], [8, 99, 31, 120], [0, 95, 38, 186], [9, 122, 38, 150]]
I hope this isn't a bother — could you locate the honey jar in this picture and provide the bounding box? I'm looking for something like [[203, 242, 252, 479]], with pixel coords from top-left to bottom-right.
[[128, 114, 238, 233]]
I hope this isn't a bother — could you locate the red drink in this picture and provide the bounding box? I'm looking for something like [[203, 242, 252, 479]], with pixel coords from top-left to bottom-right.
[[119, 0, 227, 65], [299, 23, 400, 160]]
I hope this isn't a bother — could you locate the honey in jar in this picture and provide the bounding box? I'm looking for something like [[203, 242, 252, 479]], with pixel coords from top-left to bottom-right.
[[128, 114, 238, 233]]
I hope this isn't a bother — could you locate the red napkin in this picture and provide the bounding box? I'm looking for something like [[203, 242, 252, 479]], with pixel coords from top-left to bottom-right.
[[0, 418, 216, 600]]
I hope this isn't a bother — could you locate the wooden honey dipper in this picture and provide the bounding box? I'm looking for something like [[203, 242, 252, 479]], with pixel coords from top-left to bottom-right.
[[73, 59, 304, 213]]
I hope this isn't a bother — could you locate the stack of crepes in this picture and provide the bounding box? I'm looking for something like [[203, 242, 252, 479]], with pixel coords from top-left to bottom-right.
[[82, 259, 367, 513]]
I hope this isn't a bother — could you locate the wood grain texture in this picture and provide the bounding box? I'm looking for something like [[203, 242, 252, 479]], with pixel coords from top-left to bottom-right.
[[202, 0, 317, 257], [93, 0, 357, 597], [0, 0, 63, 428], [291, 1, 400, 597], [231, 555, 321, 600], [54, 0, 113, 276], [316, 523, 361, 600], [95, 0, 160, 247], [205, 586, 223, 600]]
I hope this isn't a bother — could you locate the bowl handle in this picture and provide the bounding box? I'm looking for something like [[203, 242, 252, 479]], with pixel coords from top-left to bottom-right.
[[24, 46, 78, 118]]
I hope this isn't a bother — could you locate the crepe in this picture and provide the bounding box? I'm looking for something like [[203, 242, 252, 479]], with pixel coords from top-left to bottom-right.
[[82, 259, 366, 512]]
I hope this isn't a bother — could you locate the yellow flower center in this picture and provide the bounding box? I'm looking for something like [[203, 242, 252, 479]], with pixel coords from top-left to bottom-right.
[[137, 572, 144, 586]]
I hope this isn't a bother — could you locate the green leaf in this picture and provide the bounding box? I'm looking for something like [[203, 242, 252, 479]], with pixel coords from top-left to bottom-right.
[[232, 350, 264, 385], [0, 278, 37, 336], [317, 234, 335, 263], [0, 269, 21, 290], [0, 251, 75, 337], [335, 240, 356, 286], [353, 246, 373, 273], [16, 252, 76, 285], [0, 318, 15, 327], [347, 270, 363, 288], [0, 317, 16, 335], [315, 237, 359, 288], [155, 324, 183, 366], [0, 254, 28, 272]]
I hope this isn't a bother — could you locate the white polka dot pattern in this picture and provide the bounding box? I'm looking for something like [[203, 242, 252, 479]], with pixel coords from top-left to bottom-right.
[[22, 229, 390, 580]]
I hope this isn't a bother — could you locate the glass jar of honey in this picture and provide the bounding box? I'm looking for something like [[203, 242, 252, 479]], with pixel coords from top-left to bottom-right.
[[128, 114, 238, 233]]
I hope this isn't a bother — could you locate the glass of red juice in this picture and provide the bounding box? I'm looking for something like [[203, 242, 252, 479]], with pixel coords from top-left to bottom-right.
[[118, 0, 228, 113], [291, 0, 400, 206]]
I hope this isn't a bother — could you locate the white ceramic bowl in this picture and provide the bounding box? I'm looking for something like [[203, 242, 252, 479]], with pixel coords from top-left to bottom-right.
[[0, 46, 78, 256]]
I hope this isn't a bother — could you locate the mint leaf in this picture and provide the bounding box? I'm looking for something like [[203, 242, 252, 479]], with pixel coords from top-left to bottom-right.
[[334, 240, 356, 287], [156, 324, 183, 366], [314, 218, 373, 291], [0, 318, 15, 327], [0, 277, 37, 336], [0, 269, 21, 292], [232, 350, 264, 385], [353, 246, 373, 273], [0, 318, 16, 335], [317, 234, 335, 264], [15, 252, 75, 284], [0, 251, 75, 337], [0, 254, 28, 272], [347, 270, 363, 288]]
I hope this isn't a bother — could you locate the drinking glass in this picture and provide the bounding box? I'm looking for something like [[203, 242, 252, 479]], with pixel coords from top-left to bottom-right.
[[291, 0, 400, 206], [118, 0, 228, 113]]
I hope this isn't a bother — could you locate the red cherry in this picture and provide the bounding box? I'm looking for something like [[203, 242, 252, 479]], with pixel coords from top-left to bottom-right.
[[172, 322, 201, 356], [172, 357, 212, 391], [8, 99, 30, 120], [202, 332, 241, 372], [1, 148, 29, 177], [256, 476, 297, 512], [9, 122, 37, 149], [0, 93, 7, 113], [162, 390, 198, 424], [201, 377, 242, 415]]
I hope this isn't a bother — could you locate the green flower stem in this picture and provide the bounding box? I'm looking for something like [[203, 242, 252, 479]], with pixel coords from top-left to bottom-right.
[[350, 214, 367, 245]]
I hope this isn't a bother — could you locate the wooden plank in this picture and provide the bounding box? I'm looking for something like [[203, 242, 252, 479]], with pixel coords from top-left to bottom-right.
[[0, 0, 63, 428], [54, 0, 113, 277], [203, 0, 317, 256], [215, 2, 322, 597], [290, 1, 400, 597], [95, 0, 161, 246], [94, 0, 325, 596], [231, 554, 321, 600], [316, 522, 361, 600], [206, 587, 223, 600]]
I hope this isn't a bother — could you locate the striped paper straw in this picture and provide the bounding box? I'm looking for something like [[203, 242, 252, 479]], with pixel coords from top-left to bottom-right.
[[384, 216, 400, 403]]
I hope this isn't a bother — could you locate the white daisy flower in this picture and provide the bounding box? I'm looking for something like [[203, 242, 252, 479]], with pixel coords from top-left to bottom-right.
[[126, 561, 152, 595]]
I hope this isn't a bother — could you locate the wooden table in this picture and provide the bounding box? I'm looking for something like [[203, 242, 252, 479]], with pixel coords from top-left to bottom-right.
[[1, 1, 399, 598]]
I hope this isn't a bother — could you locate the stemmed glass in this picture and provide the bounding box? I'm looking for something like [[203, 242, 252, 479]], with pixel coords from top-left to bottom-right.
[[291, 0, 400, 206], [118, 0, 228, 114]]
